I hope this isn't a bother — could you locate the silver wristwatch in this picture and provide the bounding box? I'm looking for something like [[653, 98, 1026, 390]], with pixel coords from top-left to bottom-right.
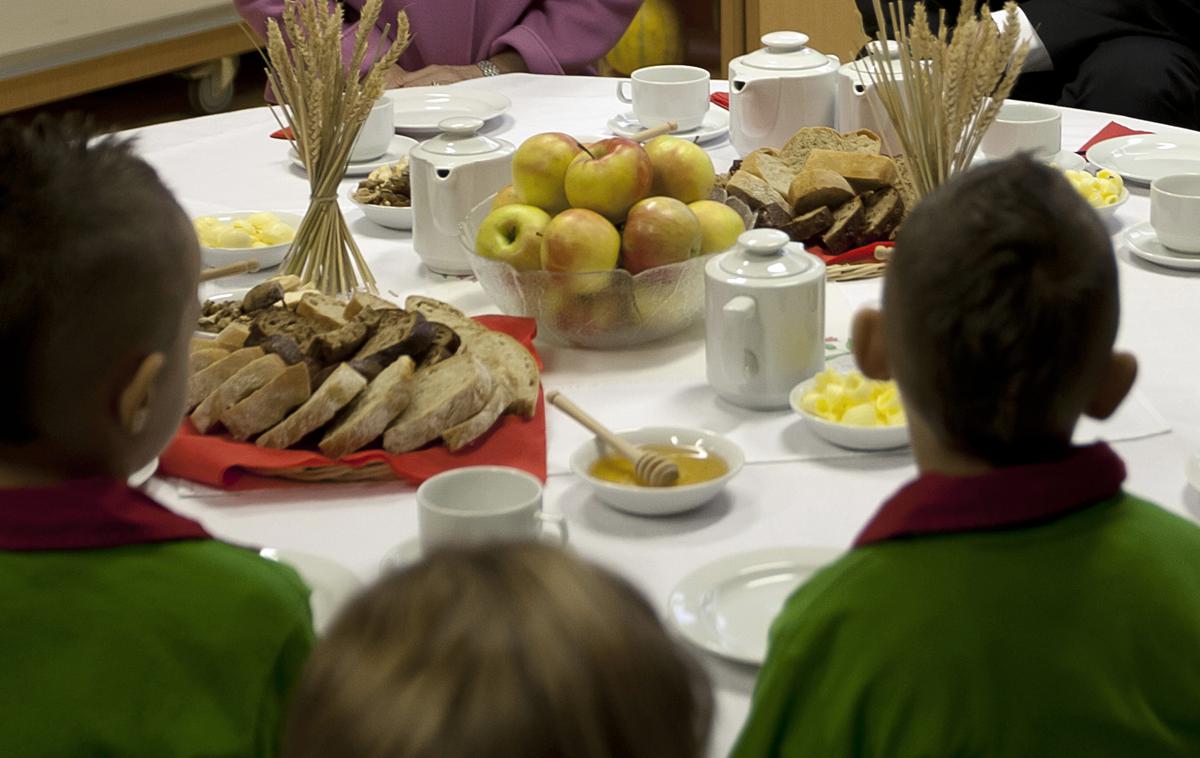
[[477, 59, 501, 77]]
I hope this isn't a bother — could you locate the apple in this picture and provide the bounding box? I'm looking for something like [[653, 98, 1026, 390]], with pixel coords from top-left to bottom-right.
[[563, 137, 653, 223], [540, 208, 620, 276], [645, 135, 715, 203], [475, 204, 551, 271], [620, 196, 702, 274], [688, 200, 746, 254], [511, 132, 582, 214], [491, 184, 523, 210]]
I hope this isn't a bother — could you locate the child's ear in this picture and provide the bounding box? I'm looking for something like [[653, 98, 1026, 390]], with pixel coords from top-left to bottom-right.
[[1084, 351, 1137, 420], [117, 353, 166, 436], [852, 308, 890, 380]]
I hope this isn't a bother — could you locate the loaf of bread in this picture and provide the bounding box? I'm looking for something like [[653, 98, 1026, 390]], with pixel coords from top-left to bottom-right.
[[787, 168, 855, 215], [803, 149, 899, 192], [257, 363, 368, 449], [191, 354, 287, 433], [221, 363, 311, 441], [382, 354, 494, 454], [319, 356, 416, 459]]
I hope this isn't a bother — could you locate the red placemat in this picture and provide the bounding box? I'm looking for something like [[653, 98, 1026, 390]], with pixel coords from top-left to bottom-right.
[[270, 126, 295, 140], [807, 240, 893, 265], [1077, 121, 1152, 155], [160, 315, 546, 490], [711, 91, 729, 111]]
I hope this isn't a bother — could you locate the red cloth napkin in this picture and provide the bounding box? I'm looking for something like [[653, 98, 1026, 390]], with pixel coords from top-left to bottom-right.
[[711, 92, 729, 111], [160, 315, 547, 491], [806, 240, 893, 265], [1077, 121, 1152, 155], [270, 126, 295, 140]]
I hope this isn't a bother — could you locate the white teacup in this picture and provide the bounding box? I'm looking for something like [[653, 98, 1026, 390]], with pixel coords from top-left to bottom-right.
[[350, 97, 394, 162], [980, 101, 1062, 160], [1151, 173, 1200, 253], [616, 65, 710, 132], [417, 466, 567, 552]]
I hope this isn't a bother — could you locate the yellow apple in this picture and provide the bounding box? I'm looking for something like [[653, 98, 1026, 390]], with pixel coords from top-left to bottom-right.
[[563, 137, 653, 223], [645, 135, 715, 203], [491, 184, 523, 210], [620, 196, 702, 274], [688, 200, 746, 254], [540, 208, 620, 273], [475, 204, 551, 271], [512, 132, 583, 214]]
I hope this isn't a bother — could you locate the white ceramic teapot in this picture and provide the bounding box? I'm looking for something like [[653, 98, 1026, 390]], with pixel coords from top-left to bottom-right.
[[728, 31, 840, 156], [836, 41, 905, 155], [410, 117, 514, 275], [705, 229, 826, 410]]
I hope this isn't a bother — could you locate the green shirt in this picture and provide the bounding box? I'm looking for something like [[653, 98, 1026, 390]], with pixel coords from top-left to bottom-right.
[[732, 492, 1200, 757]]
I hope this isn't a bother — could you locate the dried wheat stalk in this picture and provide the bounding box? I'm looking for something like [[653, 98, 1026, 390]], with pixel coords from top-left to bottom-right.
[[263, 0, 410, 294], [866, 0, 1029, 199]]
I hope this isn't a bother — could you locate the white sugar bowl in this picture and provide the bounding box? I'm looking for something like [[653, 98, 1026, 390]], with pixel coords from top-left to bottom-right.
[[705, 229, 826, 410], [410, 117, 514, 275]]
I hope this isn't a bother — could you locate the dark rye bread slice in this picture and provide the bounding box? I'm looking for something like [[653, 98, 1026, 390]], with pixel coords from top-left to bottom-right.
[[319, 356, 416, 459], [820, 197, 867, 254], [247, 309, 324, 353], [241, 280, 285, 312], [417, 322, 462, 368], [186, 347, 264, 410], [781, 206, 834, 242], [382, 354, 494, 454], [349, 309, 434, 379], [222, 363, 311, 441], [257, 363, 368, 449], [190, 354, 287, 433], [860, 188, 905, 243], [404, 295, 486, 339], [310, 319, 371, 364]]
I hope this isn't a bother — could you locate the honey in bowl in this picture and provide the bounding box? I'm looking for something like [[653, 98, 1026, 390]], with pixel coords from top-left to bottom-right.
[[588, 444, 728, 487]]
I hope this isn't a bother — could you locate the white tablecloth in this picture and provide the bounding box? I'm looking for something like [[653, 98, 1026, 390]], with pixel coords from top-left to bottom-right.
[[130, 74, 1200, 757]]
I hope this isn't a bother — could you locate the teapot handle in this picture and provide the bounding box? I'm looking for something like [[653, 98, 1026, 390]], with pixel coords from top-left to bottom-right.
[[722, 295, 760, 382]]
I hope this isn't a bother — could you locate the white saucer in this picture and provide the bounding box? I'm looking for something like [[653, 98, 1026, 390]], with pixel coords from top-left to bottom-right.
[[607, 108, 729, 143], [1044, 149, 1086, 171], [380, 538, 422, 570], [385, 87, 511, 132], [288, 135, 417, 177], [259, 548, 363, 633], [667, 546, 843, 666], [1087, 134, 1200, 184], [1122, 222, 1200, 271]]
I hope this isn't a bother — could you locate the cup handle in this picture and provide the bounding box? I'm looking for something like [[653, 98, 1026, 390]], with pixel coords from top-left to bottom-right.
[[536, 511, 569, 545], [616, 80, 633, 105]]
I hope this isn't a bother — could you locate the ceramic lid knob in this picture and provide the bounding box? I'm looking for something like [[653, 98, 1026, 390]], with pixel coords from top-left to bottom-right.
[[741, 228, 790, 256], [762, 31, 810, 52], [437, 116, 485, 136]]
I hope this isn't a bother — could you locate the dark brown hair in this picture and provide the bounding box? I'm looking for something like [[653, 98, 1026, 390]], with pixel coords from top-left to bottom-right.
[[283, 542, 712, 758], [884, 155, 1118, 464], [0, 116, 194, 443]]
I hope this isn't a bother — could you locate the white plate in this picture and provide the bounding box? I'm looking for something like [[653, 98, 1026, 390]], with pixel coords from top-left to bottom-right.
[[607, 108, 730, 143], [668, 546, 843, 666], [288, 135, 417, 177], [1086, 134, 1200, 184], [1187, 452, 1200, 492], [1122, 222, 1200, 271], [259, 548, 362, 634], [348, 187, 412, 230], [385, 87, 511, 132], [972, 149, 1085, 171], [197, 210, 303, 271]]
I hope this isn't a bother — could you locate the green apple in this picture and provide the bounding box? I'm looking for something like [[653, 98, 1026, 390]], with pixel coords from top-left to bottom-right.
[[620, 196, 702, 274], [563, 137, 653, 223], [475, 204, 551, 271], [645, 135, 715, 203], [540, 208, 621, 274], [512, 132, 583, 214], [688, 199, 746, 254]]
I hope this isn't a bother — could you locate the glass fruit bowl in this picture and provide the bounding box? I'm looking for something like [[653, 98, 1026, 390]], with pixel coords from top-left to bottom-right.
[[459, 196, 710, 349]]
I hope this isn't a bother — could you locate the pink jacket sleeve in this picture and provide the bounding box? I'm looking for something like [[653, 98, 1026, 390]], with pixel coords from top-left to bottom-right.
[[234, 0, 399, 79], [489, 0, 643, 75]]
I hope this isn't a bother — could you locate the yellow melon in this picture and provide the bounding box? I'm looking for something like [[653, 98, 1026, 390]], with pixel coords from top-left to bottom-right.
[[604, 0, 685, 76]]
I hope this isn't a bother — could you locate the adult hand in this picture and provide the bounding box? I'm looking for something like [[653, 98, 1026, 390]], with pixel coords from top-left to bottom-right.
[[388, 64, 482, 88]]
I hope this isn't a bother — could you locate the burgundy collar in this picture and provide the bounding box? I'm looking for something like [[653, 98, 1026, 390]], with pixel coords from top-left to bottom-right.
[[854, 443, 1126, 548], [0, 478, 210, 551]]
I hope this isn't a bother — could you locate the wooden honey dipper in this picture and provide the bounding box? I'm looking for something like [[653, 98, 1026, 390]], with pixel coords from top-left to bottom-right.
[[546, 391, 680, 487]]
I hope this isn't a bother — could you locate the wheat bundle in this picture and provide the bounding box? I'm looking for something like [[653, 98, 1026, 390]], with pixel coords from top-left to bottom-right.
[[263, 0, 410, 294], [866, 0, 1030, 199]]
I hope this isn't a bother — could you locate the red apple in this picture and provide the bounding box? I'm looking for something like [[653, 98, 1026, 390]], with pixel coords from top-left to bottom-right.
[[645, 135, 716, 203], [620, 196, 703, 274], [491, 184, 523, 210], [475, 204, 551, 271], [688, 199, 746, 254], [512, 132, 583, 214], [563, 137, 653, 223], [540, 208, 620, 276]]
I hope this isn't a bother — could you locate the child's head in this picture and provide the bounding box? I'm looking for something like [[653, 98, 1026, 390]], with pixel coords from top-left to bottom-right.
[[284, 542, 712, 758], [0, 117, 199, 481], [853, 156, 1136, 466]]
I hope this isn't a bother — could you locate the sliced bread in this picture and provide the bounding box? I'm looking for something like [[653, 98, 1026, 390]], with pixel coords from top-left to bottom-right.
[[741, 150, 796, 199], [349, 309, 435, 375], [342, 291, 401, 320], [860, 188, 905, 243], [214, 321, 252, 349], [839, 128, 884, 155], [404, 296, 487, 339], [257, 363, 368, 449], [191, 354, 287, 433], [787, 168, 855, 214], [802, 149, 898, 192], [725, 170, 790, 212], [296, 292, 349, 331], [781, 206, 835, 242], [319, 356, 416, 459], [820, 197, 868, 254], [186, 347, 264, 410], [468, 329, 540, 419], [382, 354, 494, 454], [310, 319, 371, 364], [240, 280, 285, 312], [442, 384, 511, 451], [418, 322, 462, 368], [221, 363, 311, 441], [189, 348, 231, 374], [777, 127, 845, 170]]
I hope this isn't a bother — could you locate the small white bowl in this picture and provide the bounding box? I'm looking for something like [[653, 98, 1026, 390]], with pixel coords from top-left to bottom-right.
[[349, 189, 413, 231], [569, 426, 744, 517], [197, 210, 302, 270], [789, 379, 910, 451], [1092, 187, 1129, 219]]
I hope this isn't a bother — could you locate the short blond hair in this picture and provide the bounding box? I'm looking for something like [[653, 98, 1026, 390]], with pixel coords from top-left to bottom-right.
[[284, 543, 712, 758]]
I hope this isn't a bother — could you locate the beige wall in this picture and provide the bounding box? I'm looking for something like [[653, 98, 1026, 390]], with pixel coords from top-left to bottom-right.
[[723, 0, 868, 69]]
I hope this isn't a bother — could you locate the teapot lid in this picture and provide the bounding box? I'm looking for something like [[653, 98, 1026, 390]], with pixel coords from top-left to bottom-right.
[[416, 117, 510, 157], [717, 228, 817, 279], [740, 31, 830, 72]]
